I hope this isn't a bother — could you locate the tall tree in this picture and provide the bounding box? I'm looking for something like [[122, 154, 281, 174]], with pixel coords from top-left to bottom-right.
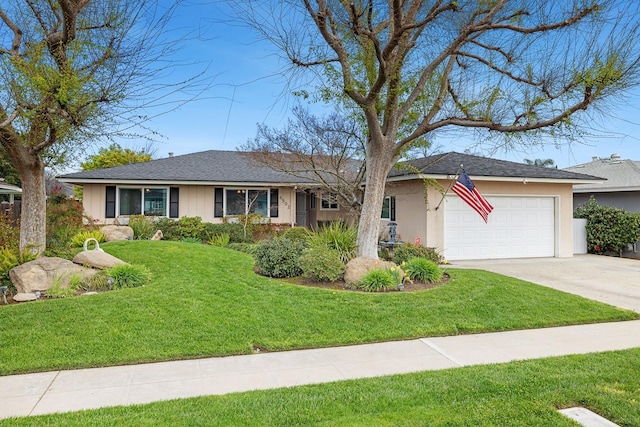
[[243, 106, 366, 220], [0, 1, 194, 253], [524, 158, 556, 168], [80, 143, 154, 171], [232, 1, 640, 259]]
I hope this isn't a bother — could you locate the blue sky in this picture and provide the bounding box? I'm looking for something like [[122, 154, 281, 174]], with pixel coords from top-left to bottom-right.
[[106, 1, 640, 170]]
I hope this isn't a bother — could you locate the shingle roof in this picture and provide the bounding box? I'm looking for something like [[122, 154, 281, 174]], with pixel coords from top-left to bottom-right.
[[59, 150, 315, 184], [389, 152, 603, 181], [59, 150, 603, 184], [564, 157, 640, 191]]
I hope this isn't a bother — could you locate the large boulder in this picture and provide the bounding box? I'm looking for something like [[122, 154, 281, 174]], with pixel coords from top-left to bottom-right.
[[344, 257, 397, 285], [101, 225, 134, 242], [73, 250, 127, 269], [10, 257, 97, 294]]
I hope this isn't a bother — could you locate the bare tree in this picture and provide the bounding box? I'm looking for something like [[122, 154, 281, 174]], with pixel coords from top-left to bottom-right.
[[231, 0, 640, 259], [243, 106, 366, 219], [0, 1, 204, 253]]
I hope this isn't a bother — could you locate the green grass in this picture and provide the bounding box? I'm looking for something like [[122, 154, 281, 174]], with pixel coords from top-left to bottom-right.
[[0, 240, 636, 376], [2, 349, 639, 426]]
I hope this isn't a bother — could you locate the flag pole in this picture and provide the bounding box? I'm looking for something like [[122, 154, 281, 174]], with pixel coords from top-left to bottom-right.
[[434, 163, 464, 211]]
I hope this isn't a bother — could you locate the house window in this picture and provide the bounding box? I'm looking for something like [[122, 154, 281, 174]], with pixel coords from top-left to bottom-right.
[[381, 196, 396, 221], [321, 193, 339, 210], [118, 187, 168, 217], [223, 188, 277, 217]]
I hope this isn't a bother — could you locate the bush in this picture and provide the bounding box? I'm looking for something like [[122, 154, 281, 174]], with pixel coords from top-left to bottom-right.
[[299, 246, 345, 282], [254, 237, 305, 278], [0, 215, 19, 250], [392, 243, 442, 265], [575, 197, 640, 254], [46, 273, 81, 299], [107, 264, 152, 289], [404, 258, 442, 283], [282, 227, 313, 244], [129, 215, 156, 240], [153, 217, 180, 241], [0, 247, 38, 287], [71, 230, 106, 247], [358, 269, 396, 292], [176, 216, 206, 240], [46, 196, 84, 252], [204, 222, 252, 243], [208, 233, 230, 247], [227, 242, 258, 255], [309, 222, 357, 264]]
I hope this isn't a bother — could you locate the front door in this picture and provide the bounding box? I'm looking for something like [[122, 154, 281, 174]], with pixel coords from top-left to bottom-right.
[[295, 191, 308, 227]]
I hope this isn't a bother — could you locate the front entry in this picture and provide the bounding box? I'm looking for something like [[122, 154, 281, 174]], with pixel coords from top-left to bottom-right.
[[295, 191, 308, 227]]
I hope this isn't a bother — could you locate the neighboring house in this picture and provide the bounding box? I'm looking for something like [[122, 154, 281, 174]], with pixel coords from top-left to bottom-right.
[[58, 150, 603, 261], [564, 154, 640, 211]]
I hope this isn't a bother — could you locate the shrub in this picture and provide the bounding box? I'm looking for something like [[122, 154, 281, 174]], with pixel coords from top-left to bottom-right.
[[309, 222, 357, 264], [575, 197, 640, 254], [181, 237, 202, 244], [358, 269, 395, 292], [0, 247, 38, 287], [107, 264, 152, 289], [227, 242, 259, 255], [203, 222, 252, 243], [0, 215, 19, 250], [46, 274, 81, 299], [282, 227, 313, 244], [71, 230, 106, 247], [46, 196, 84, 251], [176, 216, 206, 240], [208, 233, 230, 247], [404, 258, 443, 283], [153, 217, 180, 241], [392, 243, 442, 265], [129, 215, 156, 240], [299, 246, 345, 282], [254, 237, 305, 278], [79, 271, 112, 292]]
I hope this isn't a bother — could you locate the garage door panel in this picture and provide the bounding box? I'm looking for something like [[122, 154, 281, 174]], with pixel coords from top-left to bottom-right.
[[444, 196, 555, 260]]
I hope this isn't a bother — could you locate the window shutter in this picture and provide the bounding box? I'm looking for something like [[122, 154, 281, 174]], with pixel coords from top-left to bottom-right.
[[270, 188, 279, 217], [169, 187, 179, 218], [214, 188, 224, 218], [105, 186, 116, 218], [390, 196, 396, 221]]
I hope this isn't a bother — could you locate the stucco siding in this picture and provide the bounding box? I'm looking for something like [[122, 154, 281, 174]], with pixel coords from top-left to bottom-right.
[[386, 179, 575, 258]]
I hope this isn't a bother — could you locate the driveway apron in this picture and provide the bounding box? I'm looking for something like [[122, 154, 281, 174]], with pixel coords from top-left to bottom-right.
[[452, 254, 640, 313]]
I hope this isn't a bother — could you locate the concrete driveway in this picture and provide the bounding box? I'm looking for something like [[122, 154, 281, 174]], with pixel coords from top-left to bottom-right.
[[452, 254, 640, 313]]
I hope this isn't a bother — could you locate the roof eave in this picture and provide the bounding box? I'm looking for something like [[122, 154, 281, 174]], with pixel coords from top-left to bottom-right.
[[57, 178, 320, 187]]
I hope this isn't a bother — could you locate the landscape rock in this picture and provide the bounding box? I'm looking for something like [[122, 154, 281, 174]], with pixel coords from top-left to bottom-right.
[[10, 257, 97, 294], [73, 250, 127, 269], [150, 230, 163, 240], [101, 225, 134, 242], [12, 292, 38, 302], [344, 257, 397, 285]]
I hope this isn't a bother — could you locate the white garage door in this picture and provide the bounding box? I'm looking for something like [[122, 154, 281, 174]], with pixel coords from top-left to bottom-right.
[[444, 196, 555, 260]]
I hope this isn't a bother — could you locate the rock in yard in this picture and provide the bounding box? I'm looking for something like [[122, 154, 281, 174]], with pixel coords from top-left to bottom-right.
[[101, 225, 134, 242], [73, 250, 127, 269], [344, 257, 397, 285], [12, 292, 38, 302], [10, 257, 97, 294], [150, 230, 163, 240]]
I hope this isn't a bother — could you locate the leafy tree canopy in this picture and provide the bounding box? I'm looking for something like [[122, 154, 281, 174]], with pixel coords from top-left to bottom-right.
[[80, 144, 153, 171]]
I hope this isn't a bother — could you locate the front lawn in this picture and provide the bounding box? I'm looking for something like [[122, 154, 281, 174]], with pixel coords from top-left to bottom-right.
[[2, 349, 639, 426], [0, 240, 636, 375]]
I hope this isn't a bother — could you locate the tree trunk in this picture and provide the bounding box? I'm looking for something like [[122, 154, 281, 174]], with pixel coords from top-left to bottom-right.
[[18, 160, 47, 255], [356, 144, 396, 259]]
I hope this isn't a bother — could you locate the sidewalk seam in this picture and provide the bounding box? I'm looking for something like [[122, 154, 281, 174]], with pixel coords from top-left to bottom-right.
[[420, 339, 465, 367], [29, 370, 61, 416]]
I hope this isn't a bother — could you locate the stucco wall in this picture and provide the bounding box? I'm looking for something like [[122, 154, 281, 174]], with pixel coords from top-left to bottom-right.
[[384, 179, 575, 258]]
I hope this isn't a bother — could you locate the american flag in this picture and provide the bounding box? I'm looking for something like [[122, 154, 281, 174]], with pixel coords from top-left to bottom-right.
[[451, 171, 494, 222]]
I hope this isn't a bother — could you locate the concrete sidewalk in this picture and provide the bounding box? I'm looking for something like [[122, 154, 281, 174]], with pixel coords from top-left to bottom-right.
[[3, 320, 640, 420]]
